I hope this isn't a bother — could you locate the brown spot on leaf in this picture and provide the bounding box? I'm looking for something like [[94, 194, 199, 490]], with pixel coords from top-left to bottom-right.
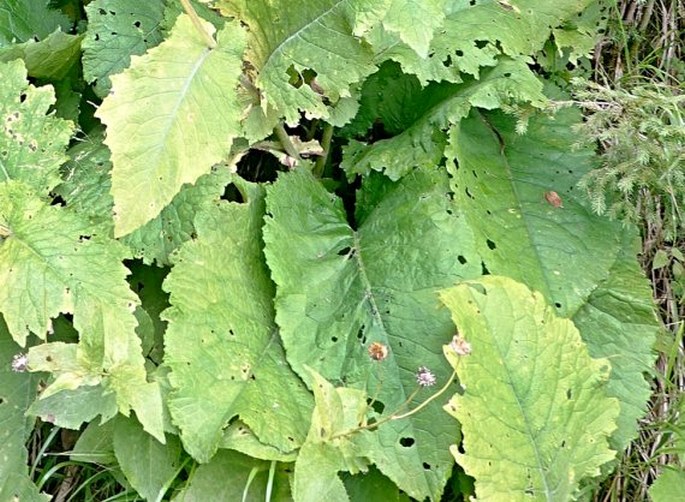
[[544, 191, 563, 208]]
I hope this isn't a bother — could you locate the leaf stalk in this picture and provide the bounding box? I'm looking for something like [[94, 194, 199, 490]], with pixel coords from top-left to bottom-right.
[[179, 0, 216, 49]]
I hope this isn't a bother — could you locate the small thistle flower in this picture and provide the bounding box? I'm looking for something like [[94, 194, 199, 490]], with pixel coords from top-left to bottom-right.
[[449, 334, 472, 356], [11, 353, 28, 372], [368, 342, 389, 361], [416, 366, 436, 387]]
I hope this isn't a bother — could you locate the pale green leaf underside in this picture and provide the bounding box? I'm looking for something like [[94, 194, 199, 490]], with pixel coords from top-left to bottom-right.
[[0, 318, 49, 502], [96, 14, 246, 237], [82, 0, 165, 97], [0, 182, 164, 441], [227, 0, 379, 124], [163, 181, 312, 463], [0, 59, 74, 195], [448, 108, 621, 318], [342, 59, 545, 180], [441, 276, 619, 501], [263, 168, 481, 500]]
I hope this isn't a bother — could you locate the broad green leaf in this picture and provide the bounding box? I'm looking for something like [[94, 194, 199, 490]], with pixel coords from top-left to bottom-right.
[[440, 276, 620, 501], [343, 466, 410, 502], [0, 30, 82, 80], [70, 419, 117, 465], [448, 107, 621, 317], [54, 129, 114, 232], [342, 59, 545, 180], [55, 131, 239, 265], [371, 0, 595, 85], [121, 165, 235, 265], [96, 14, 246, 237], [263, 168, 481, 500], [0, 0, 70, 46], [175, 449, 292, 502], [220, 422, 298, 462], [0, 317, 48, 502], [222, 0, 379, 124], [113, 415, 184, 502], [28, 384, 118, 429], [572, 230, 658, 452], [82, 0, 165, 97], [381, 0, 447, 58], [293, 369, 371, 502], [0, 59, 74, 194], [649, 468, 685, 502], [0, 181, 164, 441], [162, 180, 313, 463]]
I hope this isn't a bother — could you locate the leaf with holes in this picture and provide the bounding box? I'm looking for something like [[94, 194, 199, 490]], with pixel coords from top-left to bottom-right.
[[82, 0, 166, 97], [96, 14, 246, 237], [572, 229, 658, 452], [0, 59, 74, 195], [162, 180, 313, 462], [0, 181, 163, 441], [263, 167, 481, 500], [219, 0, 380, 124], [341, 59, 545, 181], [0, 0, 70, 46], [447, 106, 621, 317], [441, 276, 619, 501], [0, 317, 49, 502]]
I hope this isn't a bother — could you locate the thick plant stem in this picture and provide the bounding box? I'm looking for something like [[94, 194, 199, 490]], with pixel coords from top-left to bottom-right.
[[180, 0, 216, 49], [273, 123, 302, 164], [313, 122, 334, 177]]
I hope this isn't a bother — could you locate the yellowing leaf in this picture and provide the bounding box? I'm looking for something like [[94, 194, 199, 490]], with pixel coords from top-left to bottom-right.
[[441, 276, 620, 501], [96, 14, 246, 237], [0, 181, 164, 441]]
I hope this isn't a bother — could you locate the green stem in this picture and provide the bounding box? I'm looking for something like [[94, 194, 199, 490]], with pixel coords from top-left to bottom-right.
[[391, 370, 457, 421], [313, 122, 334, 177], [180, 0, 216, 49], [273, 123, 303, 164]]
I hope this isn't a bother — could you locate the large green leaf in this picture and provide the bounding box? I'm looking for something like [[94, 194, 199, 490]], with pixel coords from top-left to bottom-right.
[[0, 59, 74, 194], [222, 0, 380, 124], [96, 14, 246, 237], [369, 0, 596, 85], [448, 107, 621, 317], [162, 180, 313, 463], [293, 369, 371, 502], [263, 168, 481, 500], [572, 230, 658, 451], [441, 276, 619, 501], [0, 317, 48, 502], [341, 59, 545, 180], [0, 0, 70, 46], [82, 0, 165, 97], [380, 0, 447, 58], [55, 131, 239, 265], [0, 181, 164, 441], [175, 449, 292, 501], [0, 30, 82, 80], [112, 415, 184, 502]]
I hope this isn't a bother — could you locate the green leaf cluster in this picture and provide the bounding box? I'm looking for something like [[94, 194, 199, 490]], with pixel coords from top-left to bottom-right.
[[0, 1, 659, 501]]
